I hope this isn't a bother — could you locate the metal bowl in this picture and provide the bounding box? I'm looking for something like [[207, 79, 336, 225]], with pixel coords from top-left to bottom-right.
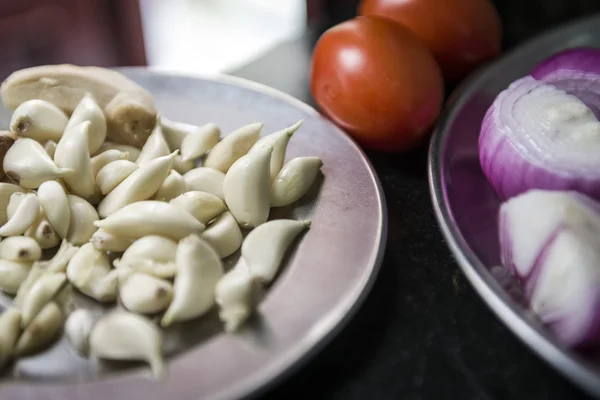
[[429, 14, 600, 399]]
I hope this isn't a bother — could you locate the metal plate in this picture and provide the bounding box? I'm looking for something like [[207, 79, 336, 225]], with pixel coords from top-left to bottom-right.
[[0, 69, 386, 400], [429, 14, 600, 399]]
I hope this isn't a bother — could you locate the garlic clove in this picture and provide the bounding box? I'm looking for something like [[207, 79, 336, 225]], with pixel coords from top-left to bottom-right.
[[215, 261, 258, 332], [6, 192, 26, 220], [0, 259, 31, 294], [249, 120, 302, 181], [204, 122, 262, 173], [37, 180, 70, 238], [0, 183, 26, 225], [66, 243, 116, 302], [95, 142, 140, 162], [180, 123, 220, 162], [67, 195, 99, 245], [46, 239, 79, 273], [54, 121, 96, 198], [96, 159, 138, 195], [0, 236, 41, 262], [154, 170, 187, 201], [14, 302, 62, 357], [161, 235, 223, 327], [91, 149, 129, 177], [158, 115, 193, 150], [0, 193, 39, 236], [9, 99, 68, 142], [89, 311, 165, 379], [271, 157, 323, 207], [90, 229, 134, 252], [169, 190, 226, 224], [0, 131, 16, 181], [13, 262, 46, 307], [242, 219, 310, 283], [97, 151, 177, 218], [95, 201, 205, 241], [20, 271, 67, 328], [65, 308, 95, 356], [183, 167, 225, 200], [64, 93, 107, 154], [223, 146, 273, 228], [201, 211, 243, 258], [172, 155, 195, 174], [27, 215, 61, 249], [44, 140, 57, 159], [136, 125, 170, 166], [0, 308, 21, 369], [3, 138, 73, 188], [119, 271, 174, 314], [113, 235, 177, 279]]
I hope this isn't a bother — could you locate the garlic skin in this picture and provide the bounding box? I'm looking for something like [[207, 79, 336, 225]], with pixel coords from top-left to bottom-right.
[[0, 259, 31, 294], [54, 121, 96, 198], [0, 236, 41, 262], [91, 149, 129, 176], [154, 170, 187, 201], [96, 142, 140, 162], [169, 191, 226, 224], [161, 235, 223, 327], [180, 123, 220, 161], [90, 229, 134, 252], [9, 99, 68, 142], [0, 308, 21, 369], [44, 140, 57, 159], [172, 155, 195, 174], [3, 138, 72, 188], [113, 235, 177, 279], [135, 125, 170, 166], [223, 146, 273, 228], [0, 183, 26, 225], [204, 122, 263, 173], [37, 180, 70, 238], [96, 159, 138, 195], [183, 167, 225, 200], [89, 311, 165, 379], [250, 120, 302, 181], [65, 308, 96, 355], [64, 93, 107, 154], [271, 157, 323, 207], [66, 243, 117, 302], [119, 270, 174, 314], [20, 271, 67, 328], [95, 201, 205, 241], [0, 193, 39, 236], [242, 219, 310, 283], [201, 211, 243, 258], [97, 151, 177, 218], [67, 195, 99, 245], [14, 302, 62, 357], [215, 262, 258, 332]]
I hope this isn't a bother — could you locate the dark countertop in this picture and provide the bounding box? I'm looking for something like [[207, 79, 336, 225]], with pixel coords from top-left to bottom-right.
[[230, 3, 600, 400]]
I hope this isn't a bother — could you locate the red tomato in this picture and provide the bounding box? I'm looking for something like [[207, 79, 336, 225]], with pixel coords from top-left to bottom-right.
[[359, 0, 501, 80], [310, 16, 443, 152]]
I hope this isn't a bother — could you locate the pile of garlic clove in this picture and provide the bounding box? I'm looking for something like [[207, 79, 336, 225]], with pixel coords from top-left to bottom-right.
[[0, 66, 322, 380]]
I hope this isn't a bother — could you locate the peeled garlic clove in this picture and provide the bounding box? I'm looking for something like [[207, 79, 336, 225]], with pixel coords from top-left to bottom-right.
[[271, 157, 323, 207], [119, 272, 173, 314], [90, 229, 134, 252], [242, 219, 310, 283], [44, 140, 57, 159], [201, 211, 243, 258], [95, 201, 205, 241], [67, 195, 99, 245], [96, 159, 138, 195], [0, 236, 41, 262], [0, 259, 31, 294], [14, 302, 62, 357], [3, 138, 72, 188], [66, 243, 116, 302], [0, 193, 38, 236], [46, 239, 79, 273], [37, 180, 70, 238], [154, 170, 186, 201], [9, 99, 68, 142], [215, 261, 258, 332], [135, 125, 170, 166], [65, 93, 107, 154], [157, 115, 190, 150], [91, 149, 129, 176], [20, 272, 66, 328], [97, 151, 177, 218], [113, 235, 177, 279], [96, 142, 140, 162], [27, 216, 61, 249], [161, 235, 223, 327], [223, 146, 273, 228], [180, 123, 220, 161], [169, 191, 226, 224], [89, 311, 165, 379], [65, 308, 95, 355], [250, 120, 302, 181], [13, 262, 46, 307], [6, 191, 25, 220], [183, 167, 225, 200], [204, 122, 262, 173], [0, 183, 26, 225], [54, 121, 96, 198], [172, 155, 195, 174], [0, 308, 21, 369]]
